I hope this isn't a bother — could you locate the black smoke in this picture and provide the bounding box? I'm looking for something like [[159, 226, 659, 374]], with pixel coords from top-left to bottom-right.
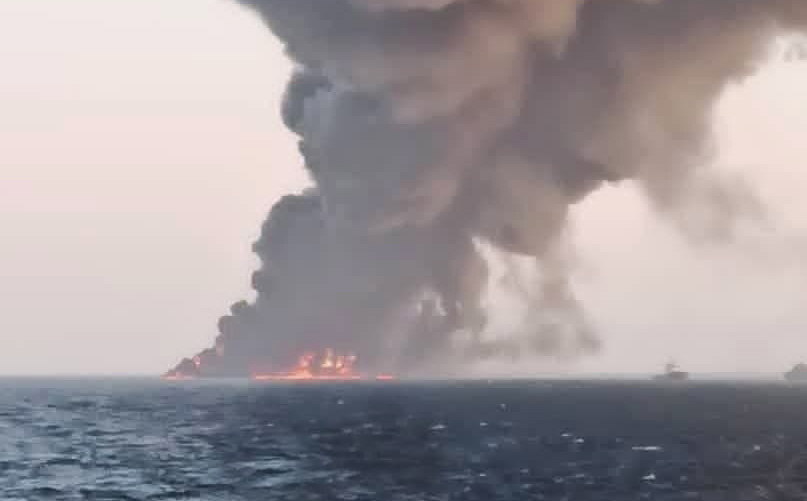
[[168, 0, 807, 377]]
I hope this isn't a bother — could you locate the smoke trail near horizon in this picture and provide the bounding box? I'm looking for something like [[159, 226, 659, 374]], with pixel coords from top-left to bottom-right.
[[171, 0, 807, 376]]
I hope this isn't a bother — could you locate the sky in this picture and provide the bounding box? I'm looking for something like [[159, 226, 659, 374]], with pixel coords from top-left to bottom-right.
[[1, 0, 806, 375]]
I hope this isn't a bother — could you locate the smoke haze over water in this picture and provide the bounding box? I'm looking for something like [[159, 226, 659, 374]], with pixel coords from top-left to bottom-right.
[[173, 0, 807, 376]]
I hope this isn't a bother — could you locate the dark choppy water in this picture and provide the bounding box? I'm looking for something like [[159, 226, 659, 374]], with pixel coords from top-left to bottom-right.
[[3, 379, 807, 500]]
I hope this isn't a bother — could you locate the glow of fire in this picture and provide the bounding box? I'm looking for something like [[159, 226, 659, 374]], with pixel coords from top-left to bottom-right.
[[251, 350, 396, 382], [162, 349, 397, 382]]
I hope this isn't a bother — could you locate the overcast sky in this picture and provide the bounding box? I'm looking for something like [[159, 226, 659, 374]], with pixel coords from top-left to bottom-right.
[[1, 0, 806, 375]]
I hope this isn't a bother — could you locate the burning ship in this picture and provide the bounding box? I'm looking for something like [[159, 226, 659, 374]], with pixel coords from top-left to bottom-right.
[[784, 363, 807, 382], [652, 362, 689, 382], [163, 295, 454, 382], [250, 349, 395, 381], [164, 0, 807, 383], [163, 346, 396, 382]]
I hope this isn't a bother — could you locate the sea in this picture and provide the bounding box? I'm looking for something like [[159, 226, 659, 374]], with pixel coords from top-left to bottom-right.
[[2, 378, 807, 501]]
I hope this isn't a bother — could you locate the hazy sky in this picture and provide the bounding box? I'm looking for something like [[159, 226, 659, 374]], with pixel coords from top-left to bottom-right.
[[1, 0, 806, 375]]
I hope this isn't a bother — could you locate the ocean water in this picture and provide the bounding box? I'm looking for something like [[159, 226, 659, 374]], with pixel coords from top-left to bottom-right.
[[2, 378, 807, 501]]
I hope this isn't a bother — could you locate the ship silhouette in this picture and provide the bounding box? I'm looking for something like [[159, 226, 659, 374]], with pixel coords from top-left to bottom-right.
[[784, 363, 807, 382], [653, 361, 689, 382]]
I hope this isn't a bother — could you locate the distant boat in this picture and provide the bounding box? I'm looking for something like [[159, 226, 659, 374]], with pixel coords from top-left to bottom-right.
[[785, 363, 807, 382], [653, 362, 689, 382]]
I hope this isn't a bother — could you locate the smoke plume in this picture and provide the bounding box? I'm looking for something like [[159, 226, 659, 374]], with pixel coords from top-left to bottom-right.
[[169, 0, 807, 377]]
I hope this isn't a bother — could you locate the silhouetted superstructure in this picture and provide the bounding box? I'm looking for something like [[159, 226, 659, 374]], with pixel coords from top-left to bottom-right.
[[785, 363, 807, 382], [653, 362, 689, 382]]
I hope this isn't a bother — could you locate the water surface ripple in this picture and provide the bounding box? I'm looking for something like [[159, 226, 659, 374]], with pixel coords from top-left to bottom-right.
[[2, 379, 807, 500]]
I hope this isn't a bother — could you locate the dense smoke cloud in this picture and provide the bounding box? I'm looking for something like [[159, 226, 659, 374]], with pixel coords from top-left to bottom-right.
[[170, 0, 807, 377]]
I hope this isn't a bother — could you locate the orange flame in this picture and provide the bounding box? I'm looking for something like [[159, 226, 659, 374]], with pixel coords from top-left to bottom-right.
[[251, 349, 395, 382]]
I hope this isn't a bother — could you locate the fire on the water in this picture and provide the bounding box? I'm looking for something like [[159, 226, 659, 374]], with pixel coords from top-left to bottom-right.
[[163, 348, 396, 382]]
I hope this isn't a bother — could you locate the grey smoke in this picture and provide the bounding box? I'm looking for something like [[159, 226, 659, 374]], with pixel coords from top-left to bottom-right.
[[176, 0, 807, 376]]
